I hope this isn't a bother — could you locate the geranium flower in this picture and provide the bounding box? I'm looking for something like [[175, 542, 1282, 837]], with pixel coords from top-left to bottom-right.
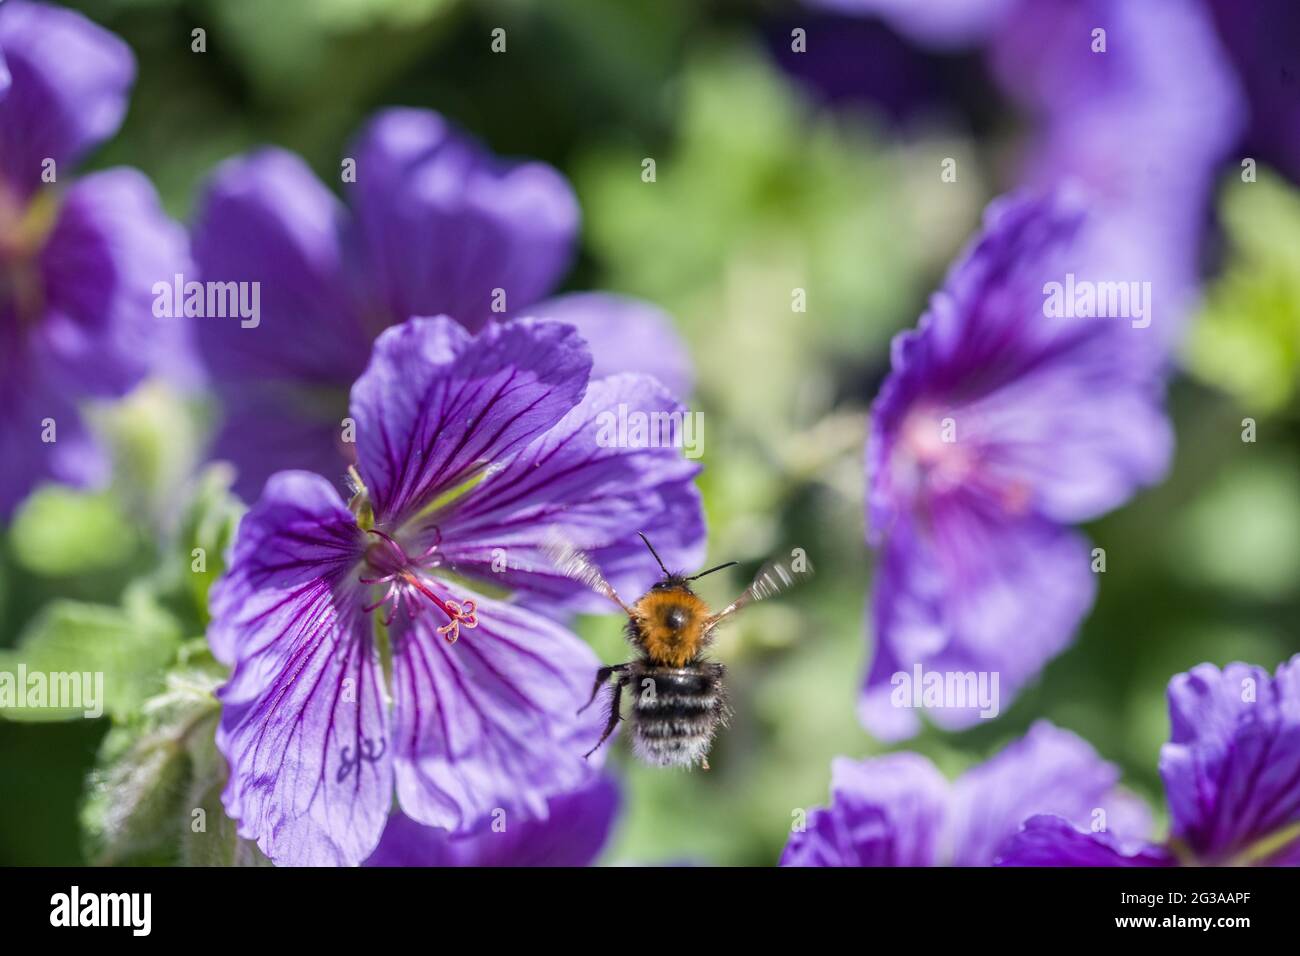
[[210, 315, 704, 866], [0, 0, 189, 517], [193, 107, 692, 499], [780, 720, 1149, 865], [864, 190, 1171, 739], [1002, 656, 1300, 866]]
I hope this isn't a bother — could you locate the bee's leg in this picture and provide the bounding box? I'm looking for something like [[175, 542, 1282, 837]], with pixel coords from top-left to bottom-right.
[[583, 675, 629, 759], [577, 663, 628, 715]]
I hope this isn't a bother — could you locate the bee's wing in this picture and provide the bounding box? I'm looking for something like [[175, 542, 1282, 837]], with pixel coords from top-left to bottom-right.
[[704, 554, 813, 633], [542, 531, 634, 617]]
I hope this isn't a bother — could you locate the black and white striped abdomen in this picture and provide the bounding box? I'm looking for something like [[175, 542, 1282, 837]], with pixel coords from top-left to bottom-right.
[[629, 662, 726, 768]]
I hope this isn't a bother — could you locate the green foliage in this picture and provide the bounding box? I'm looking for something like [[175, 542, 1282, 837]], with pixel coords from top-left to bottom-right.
[[92, 382, 209, 526], [0, 595, 181, 723], [8, 487, 137, 578], [170, 465, 246, 626], [578, 48, 983, 387], [1168, 454, 1300, 600], [80, 641, 268, 866], [1186, 170, 1300, 412]]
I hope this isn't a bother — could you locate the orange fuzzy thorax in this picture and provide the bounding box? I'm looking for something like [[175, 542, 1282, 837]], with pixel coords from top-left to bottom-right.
[[631, 587, 710, 667]]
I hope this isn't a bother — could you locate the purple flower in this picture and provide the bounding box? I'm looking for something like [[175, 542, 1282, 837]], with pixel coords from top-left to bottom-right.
[[193, 108, 693, 500], [863, 190, 1171, 739], [780, 721, 1149, 866], [365, 775, 619, 866], [0, 0, 190, 517], [1002, 656, 1300, 867], [806, 0, 1243, 356], [989, 0, 1243, 356], [211, 315, 704, 866], [1206, 0, 1300, 185]]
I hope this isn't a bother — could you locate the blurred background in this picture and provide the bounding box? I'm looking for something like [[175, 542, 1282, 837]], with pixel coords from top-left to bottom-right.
[[1, 0, 1298, 866]]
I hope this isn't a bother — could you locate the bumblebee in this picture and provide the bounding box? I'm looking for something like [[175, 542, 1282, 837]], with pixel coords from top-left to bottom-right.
[[547, 532, 809, 769]]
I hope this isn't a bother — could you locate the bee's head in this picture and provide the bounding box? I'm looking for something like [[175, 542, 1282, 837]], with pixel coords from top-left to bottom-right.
[[637, 532, 737, 589], [650, 575, 693, 594]]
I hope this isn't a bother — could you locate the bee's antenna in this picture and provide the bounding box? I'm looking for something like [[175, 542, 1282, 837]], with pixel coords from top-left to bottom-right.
[[637, 531, 671, 578], [687, 561, 739, 582]]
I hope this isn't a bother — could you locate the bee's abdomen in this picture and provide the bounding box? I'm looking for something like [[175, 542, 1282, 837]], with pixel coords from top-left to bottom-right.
[[630, 664, 725, 768]]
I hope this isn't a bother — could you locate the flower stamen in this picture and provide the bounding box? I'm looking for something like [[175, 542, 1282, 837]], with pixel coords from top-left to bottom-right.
[[360, 529, 479, 641]]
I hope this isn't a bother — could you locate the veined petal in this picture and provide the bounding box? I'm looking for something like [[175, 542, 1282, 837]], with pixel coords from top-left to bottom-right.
[[0, 0, 133, 198], [861, 508, 1095, 740], [209, 472, 366, 665], [352, 316, 591, 525], [436, 373, 705, 610], [389, 586, 606, 834], [365, 776, 619, 866], [999, 815, 1175, 867], [950, 720, 1152, 866], [780, 753, 949, 867], [1159, 656, 1300, 864], [345, 108, 578, 332], [212, 472, 390, 867]]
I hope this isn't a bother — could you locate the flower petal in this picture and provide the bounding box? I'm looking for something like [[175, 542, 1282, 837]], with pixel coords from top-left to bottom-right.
[[212, 472, 391, 866], [861, 509, 1095, 740], [389, 586, 606, 833], [0, 380, 104, 518], [949, 720, 1152, 866], [345, 108, 578, 331], [193, 148, 362, 384], [1209, 0, 1300, 183], [352, 316, 591, 525], [209, 471, 365, 664], [0, 0, 133, 197], [208, 384, 355, 504], [39, 168, 193, 396], [524, 293, 695, 397], [435, 373, 705, 610], [0, 168, 190, 515], [990, 0, 1244, 358], [869, 190, 1171, 535], [191, 149, 366, 497], [998, 815, 1174, 867], [364, 775, 619, 866], [780, 753, 949, 866], [807, 0, 1014, 49], [1159, 656, 1300, 863]]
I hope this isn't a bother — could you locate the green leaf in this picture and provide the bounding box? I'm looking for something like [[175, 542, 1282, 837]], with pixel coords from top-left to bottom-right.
[[92, 381, 209, 525], [80, 650, 234, 866], [1167, 455, 1300, 599], [1186, 169, 1300, 412], [8, 486, 137, 577], [0, 599, 182, 722], [173, 464, 246, 624], [575, 46, 981, 447]]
